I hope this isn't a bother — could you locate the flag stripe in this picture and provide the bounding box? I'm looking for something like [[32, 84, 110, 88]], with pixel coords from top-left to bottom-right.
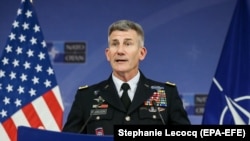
[[3, 118, 17, 141], [32, 95, 60, 131], [0, 124, 10, 141], [12, 110, 30, 128], [43, 89, 64, 129], [11, 110, 31, 141], [22, 103, 44, 128], [52, 86, 64, 111]]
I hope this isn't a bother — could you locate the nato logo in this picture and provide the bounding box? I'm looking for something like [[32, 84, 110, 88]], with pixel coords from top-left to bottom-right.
[[220, 95, 250, 125], [47, 41, 86, 63]]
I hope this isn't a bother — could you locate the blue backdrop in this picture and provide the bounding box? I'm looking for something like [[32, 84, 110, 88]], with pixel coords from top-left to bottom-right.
[[0, 0, 237, 124]]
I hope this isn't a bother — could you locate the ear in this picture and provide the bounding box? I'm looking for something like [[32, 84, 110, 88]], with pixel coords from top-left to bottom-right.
[[139, 47, 147, 61], [105, 48, 110, 61]]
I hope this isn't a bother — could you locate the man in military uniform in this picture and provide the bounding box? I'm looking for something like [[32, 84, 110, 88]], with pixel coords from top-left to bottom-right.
[[62, 20, 190, 135]]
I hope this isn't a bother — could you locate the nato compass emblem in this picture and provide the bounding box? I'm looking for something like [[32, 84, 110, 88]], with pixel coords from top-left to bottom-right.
[[213, 78, 250, 124], [220, 95, 250, 125]]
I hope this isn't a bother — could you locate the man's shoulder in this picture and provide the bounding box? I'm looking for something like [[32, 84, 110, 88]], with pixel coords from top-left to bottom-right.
[[146, 78, 176, 87], [78, 80, 109, 91]]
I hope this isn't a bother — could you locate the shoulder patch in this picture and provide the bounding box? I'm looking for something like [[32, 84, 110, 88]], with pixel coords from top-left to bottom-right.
[[165, 81, 176, 86], [78, 85, 88, 90]]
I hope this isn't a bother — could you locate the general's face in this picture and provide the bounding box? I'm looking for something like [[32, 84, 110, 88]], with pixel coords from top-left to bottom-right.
[[105, 29, 147, 74]]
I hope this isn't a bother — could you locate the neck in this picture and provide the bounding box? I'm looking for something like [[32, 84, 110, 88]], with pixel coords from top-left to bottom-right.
[[113, 70, 139, 82]]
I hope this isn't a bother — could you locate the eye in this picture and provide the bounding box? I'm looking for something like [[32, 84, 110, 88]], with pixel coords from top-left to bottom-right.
[[110, 42, 119, 47], [124, 41, 133, 46]]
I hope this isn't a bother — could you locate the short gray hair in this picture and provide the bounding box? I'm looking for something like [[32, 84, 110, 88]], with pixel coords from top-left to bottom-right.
[[108, 20, 144, 46]]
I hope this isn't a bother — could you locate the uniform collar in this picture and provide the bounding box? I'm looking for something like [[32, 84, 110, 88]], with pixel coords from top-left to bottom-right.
[[112, 71, 140, 94]]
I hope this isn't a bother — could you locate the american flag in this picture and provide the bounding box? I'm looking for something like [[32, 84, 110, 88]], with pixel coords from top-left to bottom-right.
[[0, 0, 64, 140]]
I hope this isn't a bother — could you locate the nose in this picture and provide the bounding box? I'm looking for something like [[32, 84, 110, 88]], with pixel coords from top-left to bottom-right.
[[116, 45, 126, 53]]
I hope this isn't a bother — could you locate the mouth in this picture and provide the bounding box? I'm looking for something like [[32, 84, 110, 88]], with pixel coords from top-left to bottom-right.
[[115, 59, 127, 63]]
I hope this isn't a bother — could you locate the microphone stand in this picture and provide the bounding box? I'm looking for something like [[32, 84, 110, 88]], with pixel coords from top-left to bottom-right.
[[152, 100, 166, 125]]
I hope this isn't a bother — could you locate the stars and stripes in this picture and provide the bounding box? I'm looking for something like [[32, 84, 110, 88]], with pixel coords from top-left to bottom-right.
[[0, 0, 64, 140]]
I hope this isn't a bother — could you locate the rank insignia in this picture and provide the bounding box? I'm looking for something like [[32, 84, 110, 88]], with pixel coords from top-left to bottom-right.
[[166, 81, 176, 86], [78, 85, 88, 90]]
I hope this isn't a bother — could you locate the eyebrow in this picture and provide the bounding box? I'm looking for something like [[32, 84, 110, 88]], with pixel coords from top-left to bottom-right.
[[110, 38, 133, 42]]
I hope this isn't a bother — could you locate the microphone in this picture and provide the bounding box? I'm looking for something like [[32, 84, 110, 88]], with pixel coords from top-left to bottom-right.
[[78, 90, 104, 133], [152, 100, 166, 125]]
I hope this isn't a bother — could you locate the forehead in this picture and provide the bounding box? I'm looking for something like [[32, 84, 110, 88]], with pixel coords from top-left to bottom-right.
[[109, 30, 138, 41]]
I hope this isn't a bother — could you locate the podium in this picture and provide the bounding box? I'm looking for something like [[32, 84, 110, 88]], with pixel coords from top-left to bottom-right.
[[17, 126, 114, 141]]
